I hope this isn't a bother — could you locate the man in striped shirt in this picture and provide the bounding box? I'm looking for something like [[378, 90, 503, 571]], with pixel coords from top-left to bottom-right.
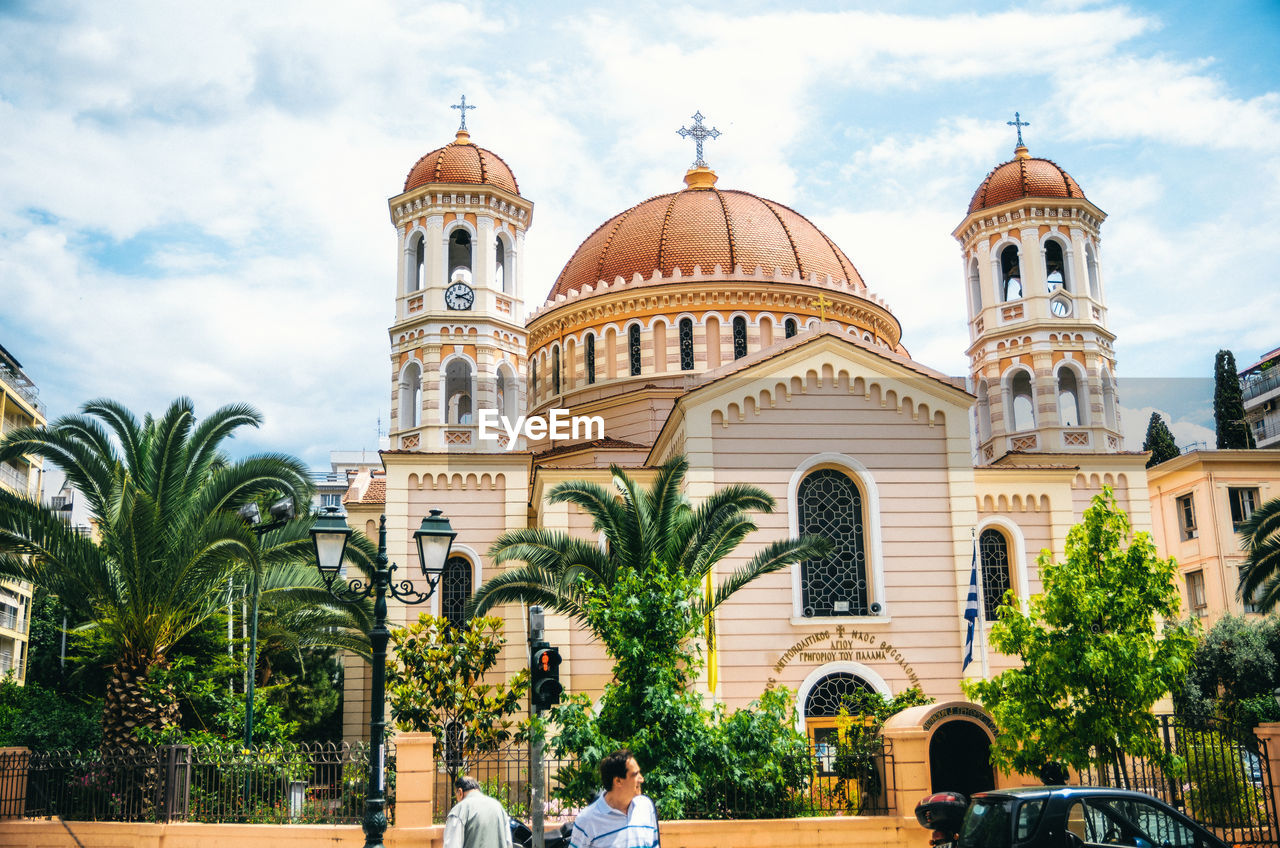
[[569, 749, 660, 848]]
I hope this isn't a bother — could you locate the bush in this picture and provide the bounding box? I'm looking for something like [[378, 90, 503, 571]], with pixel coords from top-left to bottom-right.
[[0, 677, 101, 750], [1184, 735, 1268, 826]]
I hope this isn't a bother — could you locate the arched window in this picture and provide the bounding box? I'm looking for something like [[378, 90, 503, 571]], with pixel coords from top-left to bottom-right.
[[628, 324, 641, 376], [1044, 239, 1067, 293], [968, 258, 982, 314], [979, 529, 1012, 621], [448, 229, 472, 284], [495, 367, 516, 422], [441, 555, 473, 631], [1010, 370, 1035, 431], [679, 319, 694, 371], [409, 233, 425, 293], [732, 316, 748, 359], [445, 359, 473, 425], [400, 361, 422, 428], [494, 237, 506, 292], [785, 318, 798, 338], [804, 672, 875, 719], [1057, 368, 1083, 427], [1102, 368, 1118, 430], [585, 333, 596, 385], [531, 357, 538, 401], [552, 346, 561, 395], [999, 245, 1022, 302], [798, 468, 867, 617], [1085, 243, 1099, 299], [976, 380, 992, 442]]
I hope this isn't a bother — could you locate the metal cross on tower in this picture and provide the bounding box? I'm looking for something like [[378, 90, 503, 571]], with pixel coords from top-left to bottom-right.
[[452, 95, 476, 132], [677, 111, 722, 169], [1007, 111, 1030, 147]]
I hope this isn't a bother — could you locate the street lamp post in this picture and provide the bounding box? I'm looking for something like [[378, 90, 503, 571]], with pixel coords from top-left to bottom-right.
[[310, 506, 456, 848]]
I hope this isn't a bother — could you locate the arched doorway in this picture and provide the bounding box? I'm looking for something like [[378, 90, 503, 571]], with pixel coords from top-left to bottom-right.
[[929, 719, 995, 796]]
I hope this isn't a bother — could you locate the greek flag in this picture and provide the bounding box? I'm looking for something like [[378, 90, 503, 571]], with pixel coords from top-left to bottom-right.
[[963, 537, 979, 672]]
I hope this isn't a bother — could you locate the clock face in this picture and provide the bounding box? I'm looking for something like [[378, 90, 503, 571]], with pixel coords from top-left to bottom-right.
[[1050, 299, 1070, 317], [445, 282, 475, 310]]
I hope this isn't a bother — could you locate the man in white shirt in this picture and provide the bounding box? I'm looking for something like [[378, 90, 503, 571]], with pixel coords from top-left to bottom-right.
[[445, 775, 513, 848], [569, 749, 660, 848]]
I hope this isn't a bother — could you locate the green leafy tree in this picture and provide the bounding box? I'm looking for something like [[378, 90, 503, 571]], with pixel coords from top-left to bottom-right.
[[386, 613, 529, 778], [963, 487, 1195, 785], [1214, 350, 1256, 449], [1175, 614, 1280, 727], [1143, 412, 1181, 467], [0, 678, 101, 750], [1239, 497, 1280, 613], [0, 397, 374, 750]]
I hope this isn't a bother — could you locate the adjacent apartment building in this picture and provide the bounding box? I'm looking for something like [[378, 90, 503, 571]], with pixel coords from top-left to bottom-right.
[[0, 342, 46, 684], [1148, 449, 1280, 625], [1241, 346, 1280, 449]]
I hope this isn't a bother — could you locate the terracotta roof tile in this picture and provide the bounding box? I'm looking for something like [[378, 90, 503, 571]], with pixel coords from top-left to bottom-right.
[[403, 140, 520, 195], [548, 187, 866, 301], [968, 154, 1085, 214]]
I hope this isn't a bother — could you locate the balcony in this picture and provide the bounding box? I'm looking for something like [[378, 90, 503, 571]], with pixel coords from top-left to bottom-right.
[[0, 608, 19, 632], [1242, 369, 1280, 403], [0, 460, 30, 494]]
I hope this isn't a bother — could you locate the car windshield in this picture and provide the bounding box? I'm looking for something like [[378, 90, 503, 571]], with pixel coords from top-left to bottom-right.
[[959, 799, 1013, 848]]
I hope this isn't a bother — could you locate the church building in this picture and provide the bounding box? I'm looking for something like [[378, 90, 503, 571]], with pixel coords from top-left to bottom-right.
[[340, 105, 1152, 746]]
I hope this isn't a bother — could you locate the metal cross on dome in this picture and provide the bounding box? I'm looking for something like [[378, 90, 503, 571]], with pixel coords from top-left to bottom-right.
[[452, 95, 476, 132], [677, 111, 721, 169], [1007, 111, 1030, 147]]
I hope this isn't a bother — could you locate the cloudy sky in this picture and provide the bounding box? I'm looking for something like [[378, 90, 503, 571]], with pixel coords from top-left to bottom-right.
[[1, 0, 1277, 467]]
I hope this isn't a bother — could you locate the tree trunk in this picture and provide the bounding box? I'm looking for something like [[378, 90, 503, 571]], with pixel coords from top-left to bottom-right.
[[101, 653, 180, 753]]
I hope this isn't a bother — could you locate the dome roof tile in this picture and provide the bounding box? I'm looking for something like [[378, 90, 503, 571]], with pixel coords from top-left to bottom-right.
[[967, 150, 1085, 214], [550, 187, 863, 301], [403, 135, 520, 195]]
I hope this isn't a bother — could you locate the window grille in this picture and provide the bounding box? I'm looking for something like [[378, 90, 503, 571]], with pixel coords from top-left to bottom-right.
[[979, 528, 1013, 621], [586, 334, 596, 384], [552, 347, 561, 395], [629, 325, 641, 376], [441, 555, 472, 631], [785, 318, 797, 338], [804, 672, 875, 717], [798, 468, 868, 616], [679, 319, 694, 370], [732, 316, 748, 359]]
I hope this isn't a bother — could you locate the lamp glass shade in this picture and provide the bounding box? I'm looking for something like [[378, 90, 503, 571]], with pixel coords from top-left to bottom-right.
[[414, 510, 456, 577], [310, 507, 352, 574]]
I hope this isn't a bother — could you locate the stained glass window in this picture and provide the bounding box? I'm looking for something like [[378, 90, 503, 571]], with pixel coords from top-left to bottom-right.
[[679, 319, 694, 370], [586, 334, 596, 385], [441, 555, 472, 631], [804, 673, 875, 718], [798, 468, 867, 617], [979, 529, 1012, 621], [552, 346, 561, 394], [733, 316, 747, 359], [785, 318, 797, 338], [629, 324, 641, 376]]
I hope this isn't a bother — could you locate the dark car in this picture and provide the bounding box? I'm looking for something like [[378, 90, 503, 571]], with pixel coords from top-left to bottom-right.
[[923, 786, 1229, 848], [511, 817, 573, 848]]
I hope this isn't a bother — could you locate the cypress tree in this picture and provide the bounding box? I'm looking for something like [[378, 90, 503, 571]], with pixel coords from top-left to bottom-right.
[[1143, 412, 1180, 467], [1214, 350, 1256, 449]]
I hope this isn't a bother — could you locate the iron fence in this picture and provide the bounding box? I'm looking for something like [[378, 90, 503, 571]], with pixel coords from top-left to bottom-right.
[[434, 740, 894, 822], [1, 741, 392, 825], [1077, 714, 1277, 848]]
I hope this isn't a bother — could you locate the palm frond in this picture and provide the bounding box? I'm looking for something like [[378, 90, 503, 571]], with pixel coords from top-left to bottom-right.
[[697, 535, 832, 619]]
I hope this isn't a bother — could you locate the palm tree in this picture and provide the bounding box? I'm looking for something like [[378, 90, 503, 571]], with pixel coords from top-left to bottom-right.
[[0, 397, 372, 750], [466, 455, 830, 650], [1239, 496, 1280, 612]]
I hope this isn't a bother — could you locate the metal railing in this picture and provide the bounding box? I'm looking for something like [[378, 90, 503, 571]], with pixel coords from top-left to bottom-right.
[[434, 740, 894, 822], [2, 741, 392, 825], [1243, 370, 1280, 403], [1077, 714, 1278, 847]]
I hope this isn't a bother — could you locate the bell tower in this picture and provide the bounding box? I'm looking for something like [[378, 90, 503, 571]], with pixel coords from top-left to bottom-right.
[[954, 117, 1123, 464], [385, 98, 534, 451]]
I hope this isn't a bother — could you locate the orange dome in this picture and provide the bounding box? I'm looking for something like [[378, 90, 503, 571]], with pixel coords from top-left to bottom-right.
[[967, 148, 1086, 214], [549, 186, 864, 301], [402, 132, 520, 195]]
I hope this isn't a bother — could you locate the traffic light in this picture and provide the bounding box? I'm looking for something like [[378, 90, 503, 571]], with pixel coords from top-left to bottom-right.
[[530, 641, 563, 713]]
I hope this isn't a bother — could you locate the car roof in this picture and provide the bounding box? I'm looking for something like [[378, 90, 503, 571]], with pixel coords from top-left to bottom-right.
[[972, 786, 1172, 802]]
